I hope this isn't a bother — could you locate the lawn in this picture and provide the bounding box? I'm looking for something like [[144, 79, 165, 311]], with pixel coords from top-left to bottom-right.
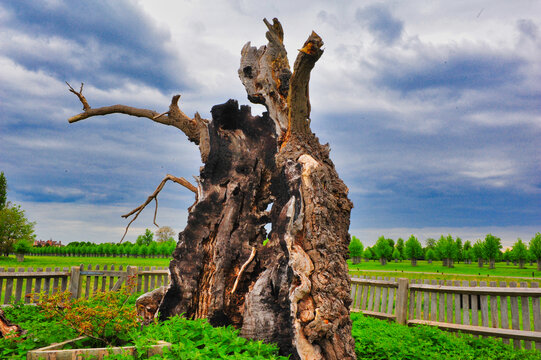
[[0, 255, 170, 270], [349, 259, 541, 283]]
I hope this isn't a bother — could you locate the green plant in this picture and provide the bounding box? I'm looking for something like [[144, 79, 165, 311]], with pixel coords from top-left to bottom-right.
[[36, 277, 140, 347]]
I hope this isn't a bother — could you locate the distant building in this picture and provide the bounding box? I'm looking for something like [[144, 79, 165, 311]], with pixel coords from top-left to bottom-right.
[[33, 239, 63, 247]]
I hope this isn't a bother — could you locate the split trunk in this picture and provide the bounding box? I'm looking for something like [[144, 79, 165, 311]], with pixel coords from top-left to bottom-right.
[[68, 19, 356, 360]]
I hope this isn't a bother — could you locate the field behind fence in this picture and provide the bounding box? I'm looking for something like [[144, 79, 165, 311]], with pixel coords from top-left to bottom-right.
[[351, 275, 541, 351], [0, 264, 169, 305]]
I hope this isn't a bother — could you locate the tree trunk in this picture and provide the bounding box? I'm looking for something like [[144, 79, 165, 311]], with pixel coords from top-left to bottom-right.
[[68, 19, 355, 360], [490, 259, 495, 269], [478, 258, 483, 268], [411, 259, 417, 266], [537, 259, 541, 271]]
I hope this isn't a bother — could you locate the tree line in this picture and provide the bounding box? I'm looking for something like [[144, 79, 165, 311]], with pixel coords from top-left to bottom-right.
[[349, 232, 541, 270]]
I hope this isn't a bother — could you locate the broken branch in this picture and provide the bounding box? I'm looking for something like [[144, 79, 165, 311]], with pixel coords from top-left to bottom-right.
[[119, 174, 198, 242]]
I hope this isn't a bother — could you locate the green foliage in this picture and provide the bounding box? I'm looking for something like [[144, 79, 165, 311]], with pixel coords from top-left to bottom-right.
[[484, 233, 502, 261], [349, 236, 364, 258], [155, 226, 176, 243], [36, 278, 140, 347], [351, 313, 541, 360], [425, 248, 436, 261], [530, 233, 541, 260], [0, 302, 76, 359], [363, 247, 373, 260], [0, 203, 36, 256], [404, 235, 423, 261], [472, 239, 485, 260], [436, 234, 458, 263], [13, 238, 33, 254], [392, 248, 400, 260], [512, 238, 528, 267], [136, 229, 154, 246], [396, 238, 404, 259], [374, 236, 393, 264]]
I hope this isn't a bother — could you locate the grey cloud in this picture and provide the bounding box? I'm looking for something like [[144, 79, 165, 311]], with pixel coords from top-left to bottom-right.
[[517, 19, 539, 41], [0, 1, 189, 91], [355, 4, 403, 45]]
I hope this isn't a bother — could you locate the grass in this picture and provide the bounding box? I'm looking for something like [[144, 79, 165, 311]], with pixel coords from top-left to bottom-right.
[[349, 259, 541, 284], [0, 255, 170, 269]]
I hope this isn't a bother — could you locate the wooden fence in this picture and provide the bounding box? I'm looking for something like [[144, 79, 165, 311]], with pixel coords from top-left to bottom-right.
[[351, 275, 541, 351], [0, 265, 170, 305]]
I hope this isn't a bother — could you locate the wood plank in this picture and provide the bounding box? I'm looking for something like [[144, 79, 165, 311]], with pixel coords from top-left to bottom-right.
[[52, 267, 60, 294], [14, 268, 25, 302], [471, 281, 479, 326], [144, 266, 150, 293], [407, 319, 541, 342], [454, 280, 461, 324], [350, 281, 357, 304], [43, 267, 52, 295], [408, 286, 415, 320], [381, 278, 388, 314], [509, 282, 521, 349], [24, 268, 33, 303], [438, 280, 445, 322], [361, 282, 369, 310], [109, 265, 115, 291], [350, 278, 398, 288], [416, 283, 422, 320], [101, 265, 108, 292], [373, 278, 381, 312], [150, 266, 156, 290], [462, 280, 470, 325], [34, 268, 43, 298], [0, 267, 4, 303], [500, 281, 510, 345], [367, 283, 375, 312], [93, 265, 100, 295], [430, 280, 437, 321], [387, 278, 395, 314], [409, 283, 541, 297], [137, 267, 143, 293], [3, 268, 15, 304], [423, 280, 429, 321], [531, 282, 541, 350], [480, 281, 489, 327], [61, 267, 69, 291], [351, 309, 396, 321], [520, 281, 532, 350], [354, 283, 363, 310], [446, 280, 453, 322], [489, 281, 498, 328]]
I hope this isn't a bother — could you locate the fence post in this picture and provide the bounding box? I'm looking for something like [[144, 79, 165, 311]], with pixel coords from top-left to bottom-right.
[[69, 265, 83, 299], [396, 278, 409, 325], [127, 266, 138, 294]]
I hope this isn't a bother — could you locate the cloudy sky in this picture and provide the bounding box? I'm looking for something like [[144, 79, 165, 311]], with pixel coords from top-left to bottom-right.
[[0, 0, 539, 247]]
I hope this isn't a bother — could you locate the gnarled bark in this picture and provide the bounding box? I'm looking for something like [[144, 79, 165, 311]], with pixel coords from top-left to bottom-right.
[[68, 18, 356, 360]]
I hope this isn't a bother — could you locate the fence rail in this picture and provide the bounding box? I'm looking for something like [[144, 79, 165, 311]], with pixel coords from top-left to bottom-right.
[[351, 275, 541, 351], [0, 265, 170, 305]]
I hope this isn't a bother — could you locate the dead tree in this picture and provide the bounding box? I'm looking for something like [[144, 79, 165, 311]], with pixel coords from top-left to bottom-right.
[[68, 19, 356, 360]]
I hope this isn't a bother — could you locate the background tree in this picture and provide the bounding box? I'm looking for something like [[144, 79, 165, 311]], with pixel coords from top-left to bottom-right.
[[136, 229, 154, 246], [425, 249, 436, 264], [455, 237, 463, 263], [374, 236, 393, 265], [66, 19, 356, 358], [463, 240, 472, 264], [473, 240, 485, 267], [529, 233, 541, 271], [512, 238, 528, 269], [484, 234, 502, 269], [0, 172, 6, 210], [155, 226, 176, 243], [425, 238, 436, 251], [405, 235, 423, 266], [392, 248, 400, 262], [13, 238, 33, 262], [0, 203, 36, 257], [503, 248, 512, 265], [363, 247, 373, 262], [396, 238, 404, 261], [348, 236, 363, 264], [437, 234, 458, 268]]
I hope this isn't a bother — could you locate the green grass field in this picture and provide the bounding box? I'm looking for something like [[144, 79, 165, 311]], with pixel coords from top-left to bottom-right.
[[0, 255, 170, 270]]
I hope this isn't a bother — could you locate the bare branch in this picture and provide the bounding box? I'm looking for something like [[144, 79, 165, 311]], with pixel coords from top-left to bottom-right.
[[119, 174, 198, 242], [67, 85, 209, 148], [66, 82, 91, 111]]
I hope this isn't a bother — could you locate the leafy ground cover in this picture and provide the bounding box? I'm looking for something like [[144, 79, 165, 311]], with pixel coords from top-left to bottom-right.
[[352, 312, 541, 360], [3, 301, 541, 359]]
